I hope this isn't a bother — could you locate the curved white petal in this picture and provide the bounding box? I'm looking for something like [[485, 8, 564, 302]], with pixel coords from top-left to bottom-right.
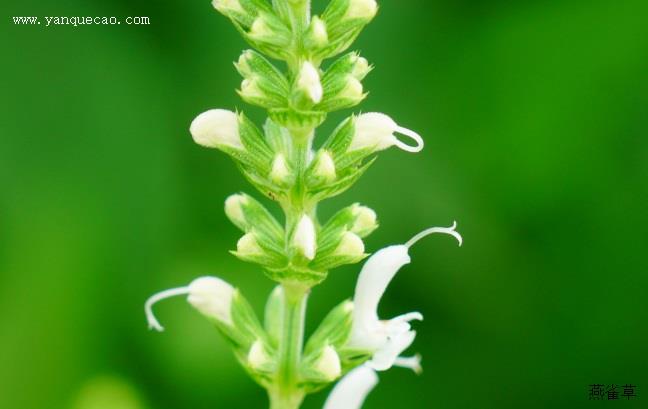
[[368, 330, 417, 372], [351, 245, 410, 339], [323, 366, 379, 409], [394, 354, 423, 374]]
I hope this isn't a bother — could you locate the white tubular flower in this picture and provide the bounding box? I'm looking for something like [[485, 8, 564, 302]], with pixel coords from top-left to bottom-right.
[[346, 0, 378, 20], [350, 112, 424, 153], [349, 222, 463, 371], [297, 61, 323, 104], [144, 276, 235, 331], [293, 214, 317, 260], [187, 277, 235, 326], [190, 109, 242, 149], [315, 345, 342, 380], [323, 365, 379, 409]]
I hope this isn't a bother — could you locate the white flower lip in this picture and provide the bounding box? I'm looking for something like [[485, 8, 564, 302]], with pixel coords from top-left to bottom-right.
[[323, 365, 379, 409]]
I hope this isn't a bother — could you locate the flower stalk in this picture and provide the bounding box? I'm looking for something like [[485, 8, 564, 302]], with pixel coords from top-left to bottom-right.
[[144, 1, 462, 408]]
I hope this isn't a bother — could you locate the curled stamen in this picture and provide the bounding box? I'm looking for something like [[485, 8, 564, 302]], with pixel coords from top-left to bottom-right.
[[394, 354, 423, 375], [405, 221, 463, 248], [144, 286, 190, 332], [393, 126, 424, 153]]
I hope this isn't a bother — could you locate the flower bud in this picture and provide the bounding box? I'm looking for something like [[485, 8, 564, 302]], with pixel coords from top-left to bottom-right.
[[293, 214, 317, 260], [237, 233, 264, 256], [334, 231, 365, 258], [297, 61, 323, 104], [352, 56, 371, 80], [247, 340, 271, 369], [315, 346, 342, 380], [224, 194, 248, 228], [348, 112, 424, 153], [346, 0, 378, 20], [350, 204, 378, 237], [212, 0, 245, 14], [187, 276, 235, 326], [312, 150, 336, 182], [248, 16, 274, 40], [190, 109, 242, 149], [245, 14, 292, 57], [269, 153, 291, 184], [319, 76, 364, 112], [306, 16, 329, 48]]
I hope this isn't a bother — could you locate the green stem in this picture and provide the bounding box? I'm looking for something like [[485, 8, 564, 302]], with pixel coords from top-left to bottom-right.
[[271, 284, 308, 409]]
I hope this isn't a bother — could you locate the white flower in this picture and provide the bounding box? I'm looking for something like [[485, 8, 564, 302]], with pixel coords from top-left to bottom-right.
[[315, 345, 342, 380], [349, 223, 463, 371], [349, 112, 424, 153], [323, 365, 379, 409], [145, 276, 235, 331], [297, 61, 323, 104], [187, 277, 235, 326], [293, 214, 317, 260], [190, 109, 242, 149], [345, 0, 378, 20]]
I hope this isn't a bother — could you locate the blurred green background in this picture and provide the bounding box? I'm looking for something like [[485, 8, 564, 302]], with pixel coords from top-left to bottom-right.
[[2, 0, 647, 408]]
